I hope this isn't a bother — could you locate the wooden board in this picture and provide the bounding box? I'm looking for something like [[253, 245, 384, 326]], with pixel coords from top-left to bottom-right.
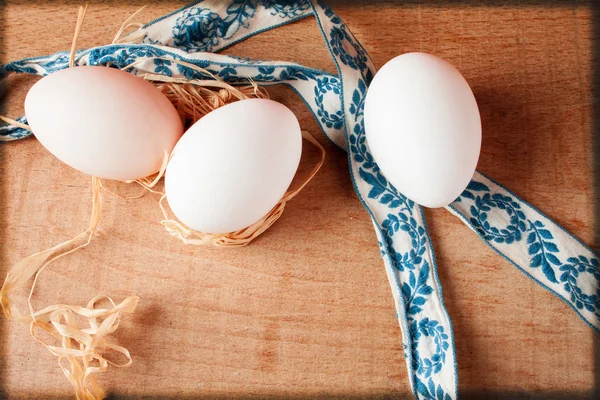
[[1, 1, 598, 398]]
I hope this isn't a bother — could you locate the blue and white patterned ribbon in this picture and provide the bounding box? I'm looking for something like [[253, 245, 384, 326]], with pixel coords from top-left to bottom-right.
[[2, 1, 598, 398], [449, 173, 600, 333]]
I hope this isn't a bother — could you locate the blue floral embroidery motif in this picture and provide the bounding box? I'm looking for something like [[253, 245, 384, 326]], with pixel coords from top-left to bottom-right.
[[87, 45, 169, 69], [263, 0, 310, 18], [221, 0, 258, 36], [469, 192, 527, 244], [319, 1, 341, 24], [416, 377, 453, 400], [560, 256, 600, 314], [320, 2, 372, 83], [455, 180, 489, 202], [359, 171, 413, 212], [216, 66, 239, 80], [329, 26, 368, 72], [2, 53, 72, 75], [2, 63, 38, 74], [347, 78, 375, 168], [171, 3, 250, 52], [172, 0, 309, 53], [348, 129, 375, 168], [465, 179, 600, 300], [380, 214, 426, 274], [279, 66, 319, 81], [254, 66, 277, 81], [153, 58, 173, 77], [172, 7, 227, 52], [40, 53, 71, 72], [348, 77, 366, 117], [314, 77, 343, 129], [410, 318, 450, 378], [177, 62, 208, 80], [467, 182, 558, 281], [526, 220, 561, 283], [401, 261, 434, 313]]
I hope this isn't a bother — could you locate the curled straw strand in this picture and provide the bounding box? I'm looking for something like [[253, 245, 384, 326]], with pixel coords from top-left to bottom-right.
[[111, 6, 147, 45], [69, 4, 88, 69], [1, 7, 140, 400]]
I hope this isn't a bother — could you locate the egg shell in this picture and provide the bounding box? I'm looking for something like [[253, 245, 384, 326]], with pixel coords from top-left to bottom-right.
[[165, 98, 302, 234], [364, 52, 481, 208], [25, 66, 183, 181]]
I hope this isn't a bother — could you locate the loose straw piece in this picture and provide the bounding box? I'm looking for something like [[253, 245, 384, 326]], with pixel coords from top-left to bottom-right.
[[0, 115, 31, 143], [0, 176, 139, 399], [69, 5, 88, 69], [2, 7, 141, 400], [111, 6, 146, 45], [0, 115, 31, 131], [1, 176, 102, 322], [29, 295, 139, 400]]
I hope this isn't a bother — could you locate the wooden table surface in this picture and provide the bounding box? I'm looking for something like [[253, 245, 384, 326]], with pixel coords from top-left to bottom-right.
[[1, 1, 598, 399]]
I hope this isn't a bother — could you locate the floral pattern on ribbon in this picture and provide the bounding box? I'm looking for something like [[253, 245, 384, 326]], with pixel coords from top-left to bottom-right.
[[171, 0, 310, 52], [449, 172, 600, 333]]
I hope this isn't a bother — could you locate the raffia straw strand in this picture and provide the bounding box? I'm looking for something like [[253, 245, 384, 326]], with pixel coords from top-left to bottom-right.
[[284, 130, 326, 202], [97, 150, 169, 199], [29, 295, 139, 400], [98, 180, 147, 200], [0, 177, 139, 400], [0, 115, 31, 131], [25, 176, 102, 321], [111, 6, 146, 45], [121, 57, 222, 81], [69, 4, 88, 69], [1, 6, 144, 400]]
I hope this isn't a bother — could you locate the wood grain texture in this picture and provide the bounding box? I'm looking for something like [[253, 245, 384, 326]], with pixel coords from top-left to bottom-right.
[[0, 1, 598, 398]]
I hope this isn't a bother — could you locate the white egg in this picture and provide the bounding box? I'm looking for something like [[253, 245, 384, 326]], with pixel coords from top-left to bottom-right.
[[364, 52, 481, 208], [25, 66, 183, 181], [165, 99, 302, 234]]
